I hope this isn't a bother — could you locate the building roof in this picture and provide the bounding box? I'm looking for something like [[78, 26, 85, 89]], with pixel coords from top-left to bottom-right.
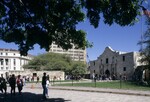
[[0, 48, 33, 57], [0, 48, 18, 52], [105, 46, 127, 54]]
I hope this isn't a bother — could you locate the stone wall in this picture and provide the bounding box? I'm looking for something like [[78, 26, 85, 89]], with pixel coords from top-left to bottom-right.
[[7, 70, 65, 81]]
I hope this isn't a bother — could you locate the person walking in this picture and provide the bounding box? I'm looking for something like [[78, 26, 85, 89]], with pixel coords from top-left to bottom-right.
[[42, 72, 47, 100], [0, 74, 7, 94], [16, 75, 23, 95], [37, 76, 39, 84], [9, 74, 16, 96]]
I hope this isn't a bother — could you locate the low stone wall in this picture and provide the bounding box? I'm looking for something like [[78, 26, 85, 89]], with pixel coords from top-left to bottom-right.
[[8, 70, 65, 81]]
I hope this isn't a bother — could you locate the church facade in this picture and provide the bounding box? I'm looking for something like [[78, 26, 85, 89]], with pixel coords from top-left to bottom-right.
[[89, 47, 143, 80]]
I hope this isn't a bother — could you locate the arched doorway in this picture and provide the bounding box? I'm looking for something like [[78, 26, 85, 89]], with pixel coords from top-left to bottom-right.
[[105, 69, 110, 78]]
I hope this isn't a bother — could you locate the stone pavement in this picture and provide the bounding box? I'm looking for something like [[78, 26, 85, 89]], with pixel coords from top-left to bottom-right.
[[0, 84, 150, 102], [0, 83, 150, 102]]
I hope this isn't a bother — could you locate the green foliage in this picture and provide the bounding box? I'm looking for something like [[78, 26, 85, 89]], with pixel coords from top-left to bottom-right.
[[24, 53, 87, 75], [24, 53, 71, 71], [0, 0, 141, 55], [71, 61, 87, 76]]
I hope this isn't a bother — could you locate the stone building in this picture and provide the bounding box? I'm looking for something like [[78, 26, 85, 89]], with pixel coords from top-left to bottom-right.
[[89, 46, 144, 80], [0, 48, 33, 77]]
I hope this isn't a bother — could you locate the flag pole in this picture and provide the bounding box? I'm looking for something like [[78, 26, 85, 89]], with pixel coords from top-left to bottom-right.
[[141, 12, 143, 52]]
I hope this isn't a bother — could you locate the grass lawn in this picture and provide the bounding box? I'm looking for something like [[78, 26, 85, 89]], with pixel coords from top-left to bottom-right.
[[54, 80, 150, 91]]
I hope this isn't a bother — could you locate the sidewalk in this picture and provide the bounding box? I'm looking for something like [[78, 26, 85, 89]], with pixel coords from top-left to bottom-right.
[[25, 83, 150, 97]]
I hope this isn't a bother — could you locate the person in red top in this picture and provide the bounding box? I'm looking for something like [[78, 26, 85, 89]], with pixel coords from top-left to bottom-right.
[[16, 75, 23, 95]]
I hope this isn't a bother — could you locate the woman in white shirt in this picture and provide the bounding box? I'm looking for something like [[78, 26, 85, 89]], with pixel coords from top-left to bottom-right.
[[46, 77, 50, 97]]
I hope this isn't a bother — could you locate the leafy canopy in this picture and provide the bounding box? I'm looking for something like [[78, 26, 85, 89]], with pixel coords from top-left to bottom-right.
[[0, 0, 141, 55], [71, 61, 87, 76], [24, 52, 71, 70], [24, 52, 87, 75]]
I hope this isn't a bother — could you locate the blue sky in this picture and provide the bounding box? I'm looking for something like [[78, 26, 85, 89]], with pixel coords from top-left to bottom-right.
[[0, 16, 147, 61], [79, 17, 147, 61]]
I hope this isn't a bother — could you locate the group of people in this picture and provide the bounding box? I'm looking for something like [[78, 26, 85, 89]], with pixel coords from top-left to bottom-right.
[[0, 74, 24, 96], [0, 72, 50, 100]]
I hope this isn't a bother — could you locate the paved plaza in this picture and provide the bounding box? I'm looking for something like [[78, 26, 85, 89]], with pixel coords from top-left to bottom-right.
[[0, 84, 150, 102]]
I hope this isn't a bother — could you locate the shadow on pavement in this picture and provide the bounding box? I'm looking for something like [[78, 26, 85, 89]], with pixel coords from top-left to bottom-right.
[[0, 92, 71, 102]]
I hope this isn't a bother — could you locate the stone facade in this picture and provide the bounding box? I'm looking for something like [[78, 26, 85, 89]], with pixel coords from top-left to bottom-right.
[[0, 48, 33, 75], [89, 46, 143, 80]]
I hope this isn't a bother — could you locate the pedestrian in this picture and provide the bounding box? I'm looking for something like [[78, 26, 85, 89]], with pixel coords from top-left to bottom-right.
[[22, 76, 26, 86], [16, 75, 23, 95], [37, 76, 39, 84], [0, 74, 7, 94], [42, 72, 47, 99], [9, 74, 16, 96], [46, 76, 50, 98], [47, 75, 49, 81]]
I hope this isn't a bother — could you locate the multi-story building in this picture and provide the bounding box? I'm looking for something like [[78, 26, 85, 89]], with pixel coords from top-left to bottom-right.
[[49, 43, 86, 62], [89, 46, 148, 80], [0, 48, 33, 76]]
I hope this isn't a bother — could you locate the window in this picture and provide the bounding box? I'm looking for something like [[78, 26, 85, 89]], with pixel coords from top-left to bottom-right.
[[112, 57, 114, 63], [0, 59, 3, 65], [93, 61, 95, 66], [20, 60, 22, 65], [123, 67, 126, 71], [6, 67, 8, 70], [101, 59, 102, 63], [123, 56, 125, 61], [6, 53, 8, 55], [13, 59, 16, 65], [1, 52, 3, 55], [5, 59, 8, 65], [14, 67, 16, 70], [1, 67, 3, 70], [106, 58, 108, 64]]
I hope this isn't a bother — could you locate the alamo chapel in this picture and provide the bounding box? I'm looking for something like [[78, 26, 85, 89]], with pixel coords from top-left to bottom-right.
[[89, 46, 149, 80]]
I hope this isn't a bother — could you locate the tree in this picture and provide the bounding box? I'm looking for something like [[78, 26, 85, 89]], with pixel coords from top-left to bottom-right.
[[71, 61, 87, 79], [0, 0, 142, 55], [139, 16, 150, 70], [138, 16, 150, 85], [23, 53, 72, 72]]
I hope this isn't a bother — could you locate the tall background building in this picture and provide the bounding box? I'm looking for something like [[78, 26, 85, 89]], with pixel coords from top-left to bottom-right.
[[49, 43, 86, 62]]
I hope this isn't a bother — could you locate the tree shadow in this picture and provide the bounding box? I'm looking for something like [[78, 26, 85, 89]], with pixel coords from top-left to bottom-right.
[[0, 92, 71, 102]]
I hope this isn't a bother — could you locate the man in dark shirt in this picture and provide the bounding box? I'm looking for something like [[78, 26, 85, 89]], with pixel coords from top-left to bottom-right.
[[42, 72, 47, 99], [9, 74, 16, 96]]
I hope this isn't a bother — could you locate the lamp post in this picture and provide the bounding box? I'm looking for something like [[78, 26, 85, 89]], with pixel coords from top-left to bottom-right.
[[120, 73, 122, 89]]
